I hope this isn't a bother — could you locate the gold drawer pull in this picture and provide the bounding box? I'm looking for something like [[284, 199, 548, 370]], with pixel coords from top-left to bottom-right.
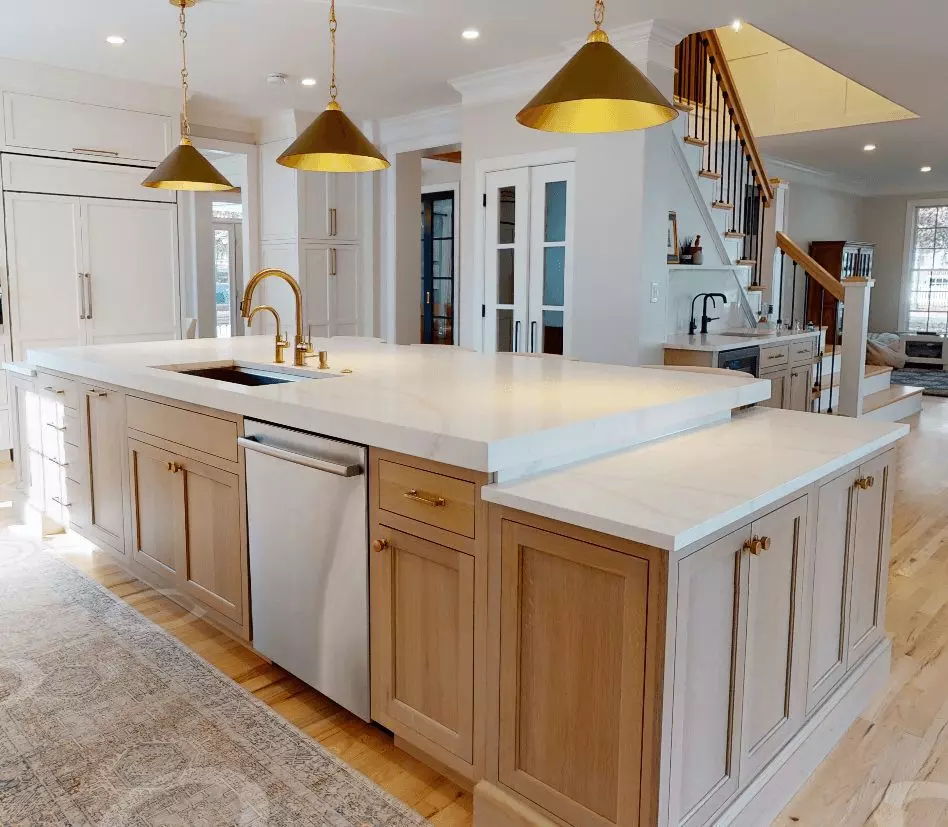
[[46, 422, 67, 432], [86, 390, 108, 398], [372, 539, 390, 553], [856, 476, 875, 490], [44, 387, 66, 395], [167, 462, 182, 473], [403, 488, 446, 508], [767, 353, 783, 360]]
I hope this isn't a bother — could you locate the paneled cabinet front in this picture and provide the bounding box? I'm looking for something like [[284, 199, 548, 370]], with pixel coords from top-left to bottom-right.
[[370, 526, 476, 764], [79, 384, 127, 554], [495, 514, 666, 827], [128, 436, 247, 631], [302, 244, 360, 338], [301, 172, 360, 243]]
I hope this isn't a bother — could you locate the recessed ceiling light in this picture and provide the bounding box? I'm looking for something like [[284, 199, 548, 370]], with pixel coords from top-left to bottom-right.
[[106, 35, 125, 46], [863, 144, 877, 152], [301, 77, 317, 87], [462, 28, 480, 40], [731, 19, 743, 32], [922, 166, 933, 173]]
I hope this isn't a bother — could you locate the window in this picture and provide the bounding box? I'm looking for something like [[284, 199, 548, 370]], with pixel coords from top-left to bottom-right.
[[907, 205, 948, 334]]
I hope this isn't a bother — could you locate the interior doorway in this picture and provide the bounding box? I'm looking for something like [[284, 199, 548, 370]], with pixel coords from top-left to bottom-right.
[[212, 199, 244, 338], [420, 189, 456, 345]]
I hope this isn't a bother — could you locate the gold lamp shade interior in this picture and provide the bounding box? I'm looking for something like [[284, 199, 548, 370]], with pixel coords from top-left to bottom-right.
[[517, 28, 678, 133], [277, 102, 390, 173], [143, 138, 234, 191]]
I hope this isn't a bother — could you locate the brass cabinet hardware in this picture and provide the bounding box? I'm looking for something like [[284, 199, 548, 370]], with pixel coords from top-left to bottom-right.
[[743, 536, 770, 555], [329, 207, 338, 237], [330, 247, 338, 276], [372, 539, 389, 553], [51, 496, 73, 507], [46, 422, 67, 432], [403, 489, 447, 508], [44, 387, 66, 395], [426, 291, 431, 306], [760, 536, 772, 550], [72, 147, 119, 157], [85, 273, 93, 319], [767, 353, 783, 360], [78, 273, 87, 319], [855, 476, 875, 490], [167, 462, 182, 473], [86, 390, 108, 398]]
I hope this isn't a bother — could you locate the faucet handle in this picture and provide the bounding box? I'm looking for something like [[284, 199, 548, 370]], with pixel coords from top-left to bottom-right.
[[306, 324, 316, 355]]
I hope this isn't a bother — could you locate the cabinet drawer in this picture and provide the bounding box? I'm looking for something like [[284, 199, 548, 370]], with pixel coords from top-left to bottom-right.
[[37, 372, 77, 411], [760, 344, 790, 370], [378, 459, 476, 538], [790, 339, 817, 365], [64, 441, 85, 482], [127, 396, 238, 463]]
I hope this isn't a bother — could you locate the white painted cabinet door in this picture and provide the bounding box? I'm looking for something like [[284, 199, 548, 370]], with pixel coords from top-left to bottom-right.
[[788, 365, 812, 412], [330, 174, 360, 243], [484, 168, 530, 354], [301, 173, 331, 241], [81, 199, 179, 345], [847, 452, 893, 665], [302, 246, 331, 338], [331, 246, 360, 336], [4, 193, 84, 358], [805, 469, 857, 713], [670, 527, 750, 827], [740, 496, 808, 783], [759, 367, 788, 410]]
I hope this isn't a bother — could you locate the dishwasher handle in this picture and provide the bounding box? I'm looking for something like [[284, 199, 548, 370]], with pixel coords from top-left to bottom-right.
[[238, 436, 364, 477]]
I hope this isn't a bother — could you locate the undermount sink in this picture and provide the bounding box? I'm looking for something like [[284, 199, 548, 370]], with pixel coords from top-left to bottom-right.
[[714, 330, 780, 338], [174, 365, 317, 386]]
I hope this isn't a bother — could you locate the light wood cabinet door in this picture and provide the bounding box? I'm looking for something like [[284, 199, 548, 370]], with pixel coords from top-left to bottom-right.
[[788, 365, 812, 412], [805, 469, 857, 712], [740, 496, 808, 782], [128, 438, 185, 579], [80, 385, 127, 553], [847, 451, 894, 665], [497, 518, 663, 827], [178, 456, 245, 624], [371, 525, 475, 764], [670, 527, 750, 827], [759, 368, 788, 410]]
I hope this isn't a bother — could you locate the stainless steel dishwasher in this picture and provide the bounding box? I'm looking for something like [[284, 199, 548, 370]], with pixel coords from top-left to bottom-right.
[[239, 419, 370, 721]]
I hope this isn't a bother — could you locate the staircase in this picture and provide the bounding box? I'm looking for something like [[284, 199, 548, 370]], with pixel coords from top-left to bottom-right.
[[672, 32, 922, 422]]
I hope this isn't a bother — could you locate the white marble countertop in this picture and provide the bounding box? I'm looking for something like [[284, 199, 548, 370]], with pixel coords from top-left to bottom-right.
[[482, 407, 908, 552], [20, 337, 770, 475], [664, 329, 822, 353]]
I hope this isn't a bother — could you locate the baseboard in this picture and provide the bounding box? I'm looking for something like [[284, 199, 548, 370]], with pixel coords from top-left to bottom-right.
[[474, 782, 562, 827], [716, 638, 891, 826]]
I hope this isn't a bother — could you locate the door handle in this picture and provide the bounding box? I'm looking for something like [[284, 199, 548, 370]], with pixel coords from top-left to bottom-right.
[[330, 207, 338, 237], [426, 291, 431, 306], [531, 321, 537, 353], [514, 320, 521, 353], [85, 273, 93, 319], [238, 436, 364, 477], [78, 273, 87, 320]]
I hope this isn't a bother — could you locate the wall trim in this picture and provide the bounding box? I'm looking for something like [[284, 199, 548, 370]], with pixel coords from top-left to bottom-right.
[[763, 154, 870, 196], [377, 105, 462, 155]]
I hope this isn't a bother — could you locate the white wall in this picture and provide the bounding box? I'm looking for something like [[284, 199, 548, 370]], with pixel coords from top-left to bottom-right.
[[422, 159, 461, 188], [862, 191, 948, 333], [394, 150, 423, 344]]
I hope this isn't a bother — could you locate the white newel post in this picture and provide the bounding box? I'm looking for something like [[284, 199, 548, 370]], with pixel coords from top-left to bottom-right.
[[839, 279, 873, 417]]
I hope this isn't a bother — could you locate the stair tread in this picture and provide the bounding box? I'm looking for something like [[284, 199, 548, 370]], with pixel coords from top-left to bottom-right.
[[815, 364, 893, 393], [674, 99, 696, 113], [712, 201, 734, 210], [736, 259, 757, 265], [724, 231, 745, 238], [683, 136, 709, 147], [865, 364, 893, 378], [864, 384, 924, 413], [699, 170, 722, 180]]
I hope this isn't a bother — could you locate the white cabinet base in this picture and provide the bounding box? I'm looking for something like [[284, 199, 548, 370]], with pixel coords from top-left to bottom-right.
[[718, 638, 890, 827]]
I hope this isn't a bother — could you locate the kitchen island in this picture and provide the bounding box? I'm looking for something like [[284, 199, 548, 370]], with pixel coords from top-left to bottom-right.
[[8, 336, 907, 827]]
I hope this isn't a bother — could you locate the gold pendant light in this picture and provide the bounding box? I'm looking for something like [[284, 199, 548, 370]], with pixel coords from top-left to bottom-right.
[[277, 0, 389, 173], [516, 0, 678, 134], [143, 0, 234, 191]]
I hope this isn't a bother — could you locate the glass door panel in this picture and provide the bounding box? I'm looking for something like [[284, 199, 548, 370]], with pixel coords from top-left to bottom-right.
[[420, 191, 456, 345], [484, 168, 530, 353]]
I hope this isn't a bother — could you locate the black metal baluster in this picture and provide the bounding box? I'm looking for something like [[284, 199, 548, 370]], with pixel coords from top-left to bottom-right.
[[731, 123, 740, 232], [803, 267, 811, 329], [828, 300, 838, 414], [790, 261, 798, 328], [719, 91, 727, 200], [756, 188, 765, 287], [715, 65, 722, 178], [776, 250, 785, 327]]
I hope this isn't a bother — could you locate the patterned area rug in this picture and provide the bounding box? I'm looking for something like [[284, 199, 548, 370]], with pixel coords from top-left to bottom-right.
[[891, 367, 948, 397], [0, 532, 425, 827]]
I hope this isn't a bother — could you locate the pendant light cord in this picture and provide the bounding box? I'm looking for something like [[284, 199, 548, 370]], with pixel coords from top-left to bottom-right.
[[593, 0, 605, 29], [329, 0, 338, 102], [179, 1, 191, 140]]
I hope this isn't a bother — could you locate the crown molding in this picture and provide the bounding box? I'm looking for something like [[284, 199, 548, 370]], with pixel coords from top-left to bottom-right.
[[763, 154, 871, 196], [376, 104, 462, 154], [450, 18, 684, 109]]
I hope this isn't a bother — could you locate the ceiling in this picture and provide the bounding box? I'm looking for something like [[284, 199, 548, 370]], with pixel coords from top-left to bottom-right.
[[0, 0, 945, 189]]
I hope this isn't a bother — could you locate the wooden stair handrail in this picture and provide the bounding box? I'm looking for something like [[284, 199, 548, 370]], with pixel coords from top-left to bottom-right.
[[702, 30, 774, 205], [776, 231, 845, 302]]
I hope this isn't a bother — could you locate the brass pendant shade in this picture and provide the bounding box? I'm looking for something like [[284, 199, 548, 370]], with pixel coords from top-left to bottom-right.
[[277, 102, 389, 173], [516, 1, 678, 134], [278, 0, 389, 173], [143, 137, 234, 191], [144, 0, 234, 191]]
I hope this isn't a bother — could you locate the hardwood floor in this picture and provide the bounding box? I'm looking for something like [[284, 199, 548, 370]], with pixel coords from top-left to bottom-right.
[[10, 398, 948, 827]]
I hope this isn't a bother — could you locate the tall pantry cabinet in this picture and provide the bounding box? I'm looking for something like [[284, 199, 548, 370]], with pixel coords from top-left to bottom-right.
[[0, 91, 179, 452], [258, 135, 363, 339]]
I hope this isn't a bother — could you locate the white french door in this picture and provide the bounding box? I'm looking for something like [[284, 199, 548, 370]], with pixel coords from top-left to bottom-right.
[[483, 162, 574, 355]]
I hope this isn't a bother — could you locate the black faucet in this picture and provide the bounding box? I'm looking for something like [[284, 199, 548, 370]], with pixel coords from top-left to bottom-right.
[[689, 292, 729, 336]]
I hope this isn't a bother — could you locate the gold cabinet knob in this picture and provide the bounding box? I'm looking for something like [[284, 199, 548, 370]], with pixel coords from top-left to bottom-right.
[[743, 538, 763, 555], [760, 536, 772, 551], [866, 476, 875, 489], [855, 476, 875, 490], [167, 462, 182, 473], [372, 539, 389, 553]]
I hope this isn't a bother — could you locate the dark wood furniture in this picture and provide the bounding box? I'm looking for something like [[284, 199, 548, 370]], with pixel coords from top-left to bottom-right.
[[806, 241, 875, 343]]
